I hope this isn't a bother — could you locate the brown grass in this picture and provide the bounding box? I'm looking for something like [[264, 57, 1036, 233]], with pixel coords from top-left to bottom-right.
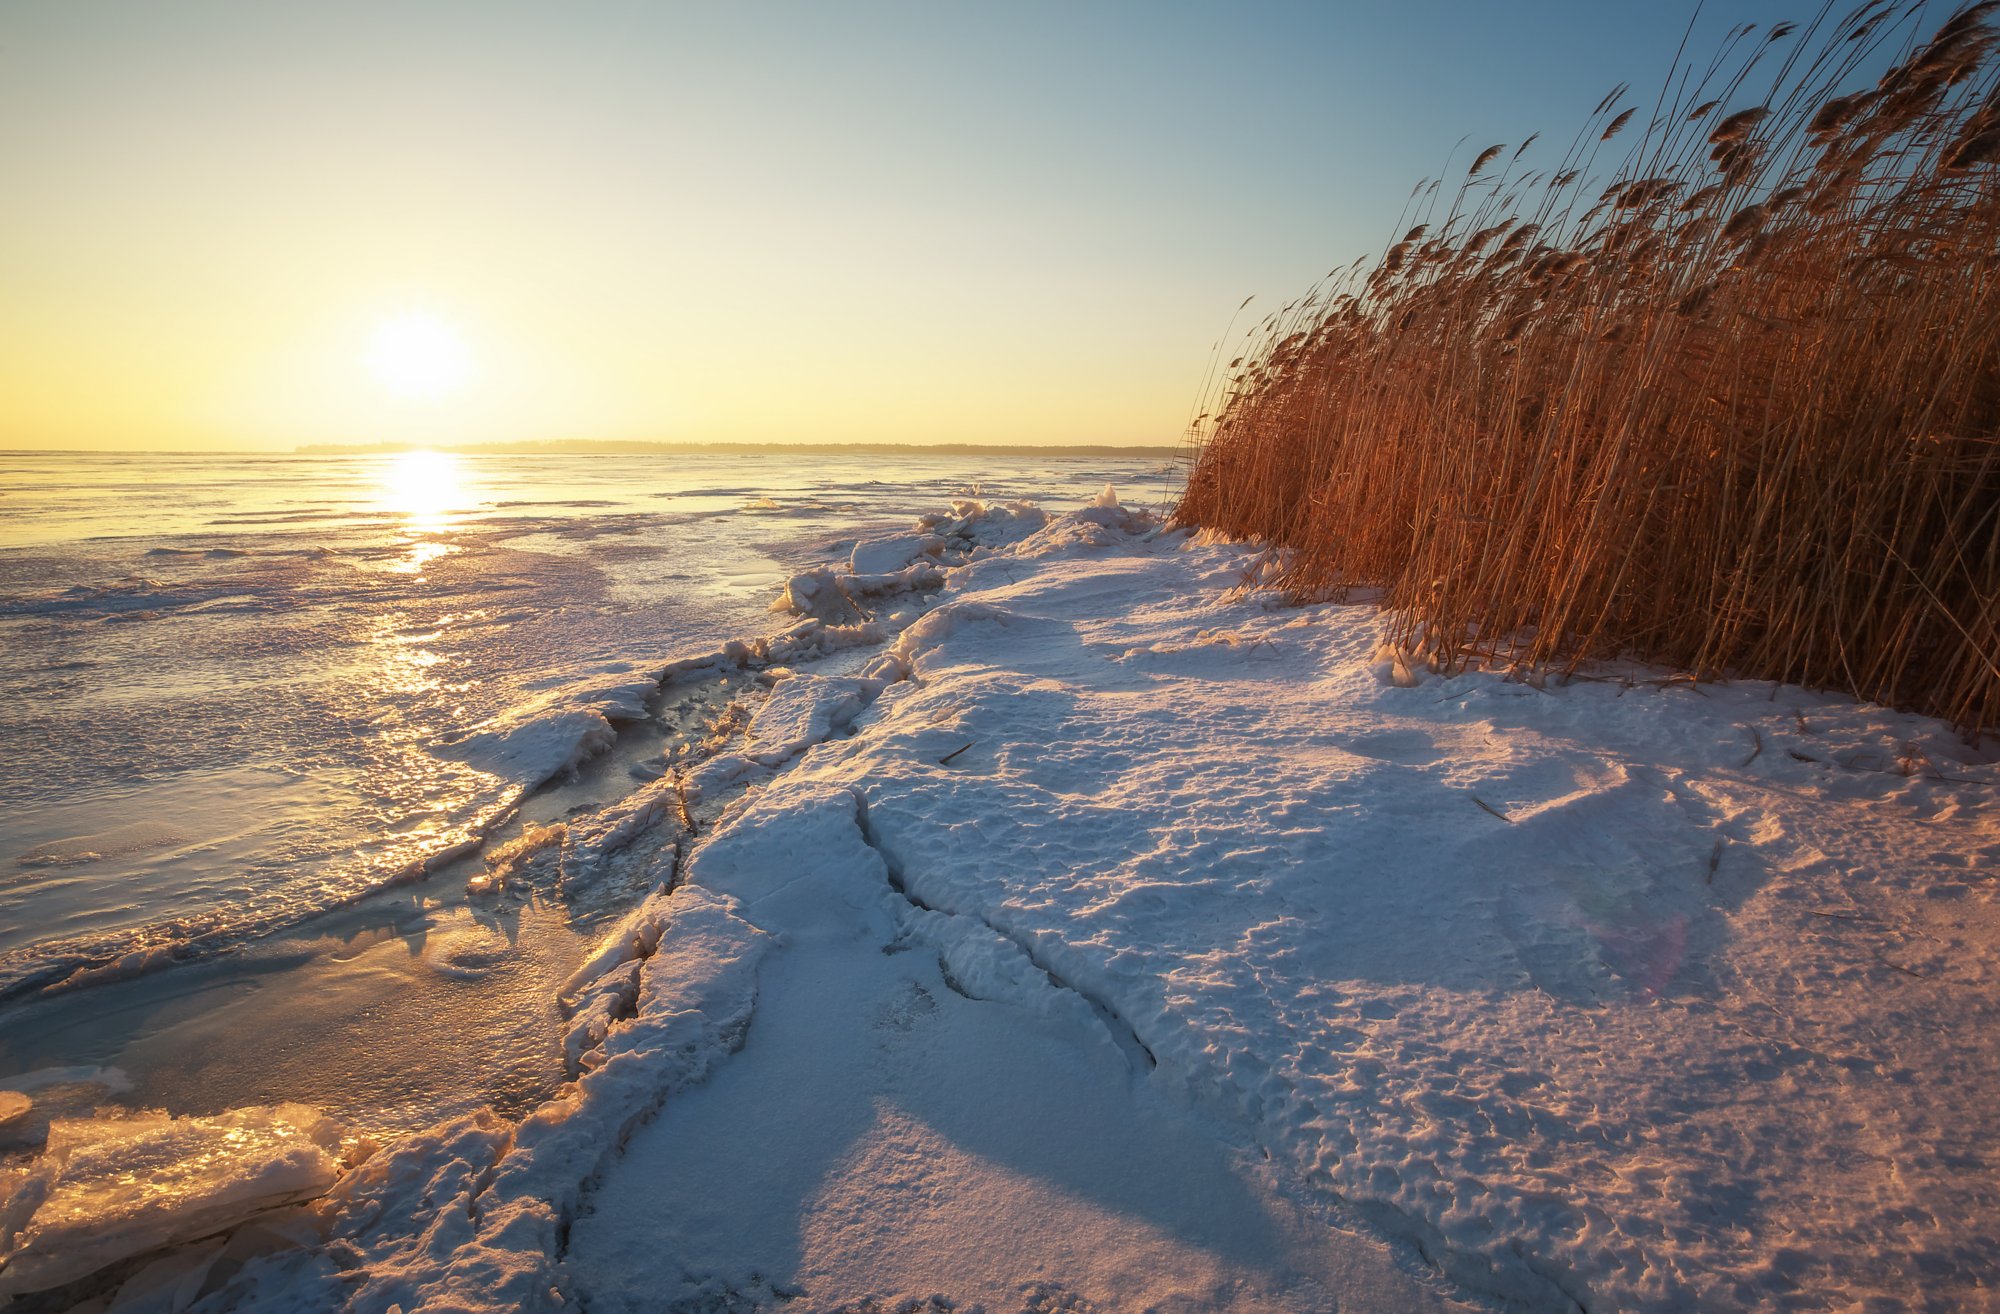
[[1176, 0, 2000, 734]]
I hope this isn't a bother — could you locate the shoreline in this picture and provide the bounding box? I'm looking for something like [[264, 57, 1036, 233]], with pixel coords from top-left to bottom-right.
[[0, 497, 1057, 1135], [5, 493, 1998, 1312]]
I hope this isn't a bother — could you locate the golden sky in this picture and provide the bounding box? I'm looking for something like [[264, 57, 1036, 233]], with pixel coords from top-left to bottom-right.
[[0, 2, 1760, 451]]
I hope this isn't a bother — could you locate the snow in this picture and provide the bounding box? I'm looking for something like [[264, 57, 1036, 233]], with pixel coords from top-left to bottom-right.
[[587, 499, 2000, 1310], [24, 494, 1999, 1312], [568, 785, 1459, 1314], [700, 508, 1998, 1312]]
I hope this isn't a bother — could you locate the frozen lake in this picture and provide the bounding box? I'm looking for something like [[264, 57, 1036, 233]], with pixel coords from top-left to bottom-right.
[[0, 448, 1171, 1124]]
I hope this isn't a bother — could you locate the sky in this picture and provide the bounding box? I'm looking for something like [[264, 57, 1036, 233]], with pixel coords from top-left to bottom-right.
[[0, 1, 1846, 451]]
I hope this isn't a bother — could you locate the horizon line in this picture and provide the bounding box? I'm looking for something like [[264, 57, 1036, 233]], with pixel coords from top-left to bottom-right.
[[1, 438, 1188, 459]]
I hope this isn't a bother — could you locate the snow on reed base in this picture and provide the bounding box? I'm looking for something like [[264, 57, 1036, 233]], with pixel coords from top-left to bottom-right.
[[716, 507, 1998, 1312], [11, 497, 1997, 1312], [1179, 0, 2000, 733]]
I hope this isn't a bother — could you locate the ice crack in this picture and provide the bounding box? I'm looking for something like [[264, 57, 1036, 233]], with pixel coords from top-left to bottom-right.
[[841, 795, 1597, 1313], [845, 786, 1157, 1074]]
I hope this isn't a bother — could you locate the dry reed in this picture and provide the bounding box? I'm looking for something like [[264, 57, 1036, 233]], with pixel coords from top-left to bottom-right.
[[1177, 0, 2000, 734]]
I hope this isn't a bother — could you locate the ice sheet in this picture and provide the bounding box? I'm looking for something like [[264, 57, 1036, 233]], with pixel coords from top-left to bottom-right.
[[0, 454, 1149, 999]]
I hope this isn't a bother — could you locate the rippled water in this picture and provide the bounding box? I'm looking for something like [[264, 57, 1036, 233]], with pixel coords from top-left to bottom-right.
[[0, 449, 1172, 1001]]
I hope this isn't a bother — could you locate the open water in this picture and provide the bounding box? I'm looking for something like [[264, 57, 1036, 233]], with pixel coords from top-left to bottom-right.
[[0, 448, 1168, 1126]]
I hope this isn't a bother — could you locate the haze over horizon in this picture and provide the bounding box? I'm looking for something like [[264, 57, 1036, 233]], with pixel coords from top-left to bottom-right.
[[5, 1, 1796, 452]]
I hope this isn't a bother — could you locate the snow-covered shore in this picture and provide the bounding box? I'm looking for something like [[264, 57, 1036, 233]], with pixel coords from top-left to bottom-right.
[[6, 495, 1997, 1312]]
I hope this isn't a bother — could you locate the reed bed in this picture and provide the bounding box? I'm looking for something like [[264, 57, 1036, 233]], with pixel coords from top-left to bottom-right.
[[1177, 0, 2000, 733]]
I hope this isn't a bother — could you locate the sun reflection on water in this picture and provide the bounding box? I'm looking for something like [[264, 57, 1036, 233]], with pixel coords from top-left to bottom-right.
[[377, 449, 472, 530], [375, 449, 474, 574], [395, 540, 457, 575]]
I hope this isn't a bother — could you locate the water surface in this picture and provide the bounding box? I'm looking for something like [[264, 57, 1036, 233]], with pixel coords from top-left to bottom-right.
[[0, 448, 1168, 1014]]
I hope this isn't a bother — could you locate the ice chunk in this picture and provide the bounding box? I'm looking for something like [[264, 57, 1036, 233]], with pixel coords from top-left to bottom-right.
[[0, 1066, 132, 1097], [315, 890, 770, 1314], [440, 705, 616, 786], [0, 1092, 29, 1133], [773, 562, 943, 624], [849, 531, 944, 575], [556, 774, 690, 904], [743, 674, 872, 764], [0, 1103, 346, 1296], [681, 751, 764, 805], [916, 498, 1050, 552], [563, 962, 641, 1077], [438, 675, 657, 787], [469, 821, 568, 896], [772, 567, 864, 623]]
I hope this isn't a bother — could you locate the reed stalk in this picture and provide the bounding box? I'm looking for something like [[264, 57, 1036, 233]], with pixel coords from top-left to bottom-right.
[[1177, 0, 2000, 734]]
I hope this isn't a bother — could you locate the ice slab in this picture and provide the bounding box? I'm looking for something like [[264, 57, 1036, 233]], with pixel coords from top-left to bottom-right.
[[0, 1103, 345, 1296], [849, 531, 943, 575], [743, 673, 872, 764]]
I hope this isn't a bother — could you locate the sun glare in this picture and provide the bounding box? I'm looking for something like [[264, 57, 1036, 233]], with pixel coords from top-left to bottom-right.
[[367, 312, 473, 400], [378, 448, 470, 534]]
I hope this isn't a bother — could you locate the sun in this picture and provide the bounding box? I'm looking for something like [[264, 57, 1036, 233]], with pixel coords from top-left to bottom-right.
[[366, 312, 473, 400]]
